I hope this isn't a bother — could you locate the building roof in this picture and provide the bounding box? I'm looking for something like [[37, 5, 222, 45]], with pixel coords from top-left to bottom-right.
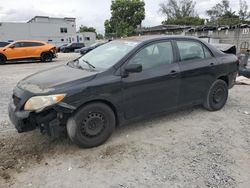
[[27, 16, 76, 23]]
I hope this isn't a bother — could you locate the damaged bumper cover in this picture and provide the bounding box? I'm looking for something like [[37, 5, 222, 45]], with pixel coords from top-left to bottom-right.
[[8, 86, 75, 137]]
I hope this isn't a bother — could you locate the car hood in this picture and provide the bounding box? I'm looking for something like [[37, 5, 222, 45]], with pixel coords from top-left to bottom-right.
[[81, 47, 89, 50], [17, 65, 98, 94]]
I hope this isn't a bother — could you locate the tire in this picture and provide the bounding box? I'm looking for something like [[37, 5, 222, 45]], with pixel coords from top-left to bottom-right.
[[67, 103, 116, 148], [0, 55, 6, 65], [203, 80, 228, 111], [40, 52, 52, 62]]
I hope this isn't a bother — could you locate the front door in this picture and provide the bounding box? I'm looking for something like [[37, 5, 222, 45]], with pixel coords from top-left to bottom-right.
[[122, 41, 181, 119], [4, 42, 28, 60]]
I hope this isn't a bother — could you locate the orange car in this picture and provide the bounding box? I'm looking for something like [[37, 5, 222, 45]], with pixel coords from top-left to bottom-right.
[[0, 40, 57, 64]]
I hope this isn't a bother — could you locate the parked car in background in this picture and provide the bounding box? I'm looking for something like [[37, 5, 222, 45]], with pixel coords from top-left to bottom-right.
[[0, 40, 57, 64], [0, 42, 10, 48], [56, 44, 68, 52], [61, 43, 85, 53], [9, 36, 238, 148], [78, 42, 107, 55]]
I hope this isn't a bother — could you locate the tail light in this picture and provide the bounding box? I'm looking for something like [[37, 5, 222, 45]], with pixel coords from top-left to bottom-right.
[[236, 58, 240, 65]]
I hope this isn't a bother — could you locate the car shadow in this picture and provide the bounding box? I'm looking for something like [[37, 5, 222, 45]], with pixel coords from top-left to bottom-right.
[[3, 60, 55, 65], [0, 105, 205, 178]]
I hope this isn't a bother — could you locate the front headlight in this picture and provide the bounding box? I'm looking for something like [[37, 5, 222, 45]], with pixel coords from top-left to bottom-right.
[[24, 94, 66, 112]]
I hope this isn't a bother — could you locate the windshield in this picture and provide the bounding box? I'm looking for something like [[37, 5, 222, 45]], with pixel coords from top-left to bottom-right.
[[77, 40, 139, 70]]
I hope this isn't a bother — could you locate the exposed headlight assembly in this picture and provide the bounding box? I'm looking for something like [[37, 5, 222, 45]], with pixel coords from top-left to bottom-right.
[[24, 94, 66, 112]]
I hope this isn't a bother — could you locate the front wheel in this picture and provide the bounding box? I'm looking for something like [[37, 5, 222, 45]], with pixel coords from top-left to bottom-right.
[[40, 52, 52, 62], [67, 103, 116, 148], [203, 80, 228, 111]]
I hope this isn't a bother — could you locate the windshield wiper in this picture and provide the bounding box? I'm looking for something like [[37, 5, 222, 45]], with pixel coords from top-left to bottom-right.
[[81, 59, 95, 69], [67, 56, 95, 70]]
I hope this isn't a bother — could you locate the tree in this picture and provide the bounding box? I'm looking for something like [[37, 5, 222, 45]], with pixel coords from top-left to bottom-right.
[[160, 0, 196, 19], [206, 0, 241, 25], [160, 0, 203, 26], [97, 33, 104, 40], [105, 0, 145, 37], [206, 0, 231, 20], [239, 0, 250, 22], [79, 26, 96, 33], [162, 16, 204, 25]]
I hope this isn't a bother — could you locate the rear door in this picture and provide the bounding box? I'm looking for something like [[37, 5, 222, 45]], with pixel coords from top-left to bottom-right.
[[24, 42, 45, 58], [122, 40, 181, 119], [175, 39, 217, 105]]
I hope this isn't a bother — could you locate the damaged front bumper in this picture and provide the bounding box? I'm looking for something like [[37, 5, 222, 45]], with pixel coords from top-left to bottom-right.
[[8, 87, 73, 137]]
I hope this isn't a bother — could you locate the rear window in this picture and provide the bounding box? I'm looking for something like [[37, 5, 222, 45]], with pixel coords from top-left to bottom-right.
[[177, 40, 212, 61], [24, 42, 45, 47]]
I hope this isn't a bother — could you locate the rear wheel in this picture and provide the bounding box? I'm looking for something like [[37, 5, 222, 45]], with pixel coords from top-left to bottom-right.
[[0, 55, 6, 65], [40, 52, 52, 62], [67, 103, 116, 148], [203, 80, 228, 111]]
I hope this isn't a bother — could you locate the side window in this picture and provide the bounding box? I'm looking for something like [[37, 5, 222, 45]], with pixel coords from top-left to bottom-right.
[[177, 41, 205, 61], [13, 42, 25, 48], [203, 47, 213, 58], [29, 42, 44, 47], [128, 41, 173, 71]]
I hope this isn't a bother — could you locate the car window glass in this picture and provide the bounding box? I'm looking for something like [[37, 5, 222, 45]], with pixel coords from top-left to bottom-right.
[[13, 42, 25, 48], [177, 41, 205, 61], [128, 41, 173, 71], [78, 40, 138, 70], [203, 47, 213, 58], [23, 42, 33, 47]]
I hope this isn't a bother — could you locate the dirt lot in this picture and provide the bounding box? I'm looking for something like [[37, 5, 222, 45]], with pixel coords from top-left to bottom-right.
[[0, 53, 250, 188]]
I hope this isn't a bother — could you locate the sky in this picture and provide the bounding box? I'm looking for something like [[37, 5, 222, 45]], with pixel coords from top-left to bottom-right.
[[0, 0, 249, 34]]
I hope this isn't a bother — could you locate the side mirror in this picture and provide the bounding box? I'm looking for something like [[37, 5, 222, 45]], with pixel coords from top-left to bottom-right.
[[9, 45, 15, 48], [125, 64, 142, 73]]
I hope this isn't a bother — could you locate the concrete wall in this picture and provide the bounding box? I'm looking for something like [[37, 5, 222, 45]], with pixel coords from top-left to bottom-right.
[[185, 28, 250, 52]]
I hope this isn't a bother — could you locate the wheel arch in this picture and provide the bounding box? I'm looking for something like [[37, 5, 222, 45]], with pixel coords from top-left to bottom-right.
[[75, 99, 119, 126], [217, 75, 229, 86], [0, 53, 7, 60], [40, 51, 53, 57]]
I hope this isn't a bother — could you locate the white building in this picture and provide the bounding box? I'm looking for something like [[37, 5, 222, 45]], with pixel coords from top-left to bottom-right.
[[0, 16, 96, 46]]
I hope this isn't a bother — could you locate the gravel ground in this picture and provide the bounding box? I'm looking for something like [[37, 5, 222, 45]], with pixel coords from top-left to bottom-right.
[[0, 53, 250, 188]]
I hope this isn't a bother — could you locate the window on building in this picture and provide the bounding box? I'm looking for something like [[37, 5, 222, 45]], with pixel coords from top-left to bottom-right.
[[60, 28, 68, 33], [72, 38, 74, 42], [61, 39, 64, 42], [85, 37, 90, 41], [48, 40, 53, 42], [79, 37, 82, 41]]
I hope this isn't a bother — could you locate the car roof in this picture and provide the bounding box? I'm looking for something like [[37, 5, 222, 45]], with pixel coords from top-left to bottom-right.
[[119, 35, 200, 42], [13, 40, 47, 44]]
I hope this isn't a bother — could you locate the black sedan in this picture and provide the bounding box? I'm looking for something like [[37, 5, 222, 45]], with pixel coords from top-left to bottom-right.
[[0, 42, 10, 47], [79, 42, 107, 55], [61, 43, 85, 53], [9, 35, 238, 148]]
